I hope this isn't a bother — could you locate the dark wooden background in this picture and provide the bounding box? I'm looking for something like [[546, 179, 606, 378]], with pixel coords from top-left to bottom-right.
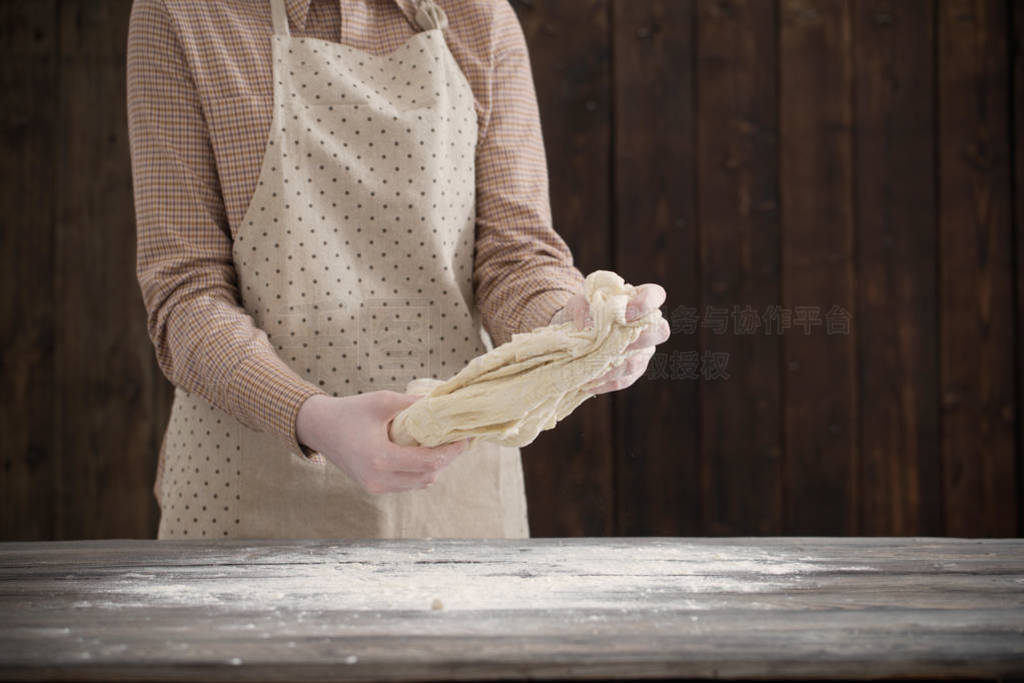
[[2, 0, 1021, 541]]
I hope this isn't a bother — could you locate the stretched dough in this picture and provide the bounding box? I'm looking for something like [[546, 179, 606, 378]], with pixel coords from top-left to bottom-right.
[[388, 270, 664, 448]]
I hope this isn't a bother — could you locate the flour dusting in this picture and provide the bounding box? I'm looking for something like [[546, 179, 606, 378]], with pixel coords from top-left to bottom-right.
[[96, 541, 874, 613]]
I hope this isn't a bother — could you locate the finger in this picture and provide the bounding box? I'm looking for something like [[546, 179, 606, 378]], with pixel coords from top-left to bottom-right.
[[568, 296, 592, 330], [373, 470, 438, 493], [428, 437, 471, 462], [624, 329, 658, 350], [385, 390, 424, 413], [378, 392, 424, 433], [374, 449, 435, 474], [625, 319, 671, 350], [585, 358, 647, 395], [625, 283, 667, 320], [589, 370, 643, 395], [381, 392, 427, 444], [386, 437, 468, 473], [593, 349, 652, 385]]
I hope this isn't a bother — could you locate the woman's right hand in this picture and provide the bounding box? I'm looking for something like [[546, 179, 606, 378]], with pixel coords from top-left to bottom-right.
[[295, 391, 469, 494]]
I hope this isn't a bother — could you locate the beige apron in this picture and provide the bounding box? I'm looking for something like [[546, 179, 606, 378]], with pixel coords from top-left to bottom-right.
[[155, 0, 530, 540]]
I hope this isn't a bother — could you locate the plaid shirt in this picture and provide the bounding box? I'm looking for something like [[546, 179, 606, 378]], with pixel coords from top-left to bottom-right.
[[126, 0, 585, 456]]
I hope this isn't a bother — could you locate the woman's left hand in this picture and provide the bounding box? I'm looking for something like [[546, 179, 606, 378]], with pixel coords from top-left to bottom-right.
[[549, 283, 671, 395]]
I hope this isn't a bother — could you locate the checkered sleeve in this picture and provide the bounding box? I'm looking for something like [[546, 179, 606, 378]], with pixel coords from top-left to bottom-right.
[[471, 0, 586, 348], [126, 0, 327, 457]]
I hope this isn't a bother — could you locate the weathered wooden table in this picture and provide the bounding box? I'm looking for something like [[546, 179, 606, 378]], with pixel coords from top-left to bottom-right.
[[0, 537, 1022, 681]]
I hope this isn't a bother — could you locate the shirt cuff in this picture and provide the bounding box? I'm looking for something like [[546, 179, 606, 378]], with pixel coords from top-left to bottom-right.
[[516, 287, 580, 336], [509, 266, 587, 337], [222, 350, 329, 458]]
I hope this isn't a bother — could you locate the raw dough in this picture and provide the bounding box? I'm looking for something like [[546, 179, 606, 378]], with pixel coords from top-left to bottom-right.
[[388, 270, 664, 448]]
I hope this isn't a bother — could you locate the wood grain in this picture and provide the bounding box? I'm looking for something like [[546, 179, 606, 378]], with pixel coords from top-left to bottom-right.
[[695, 0, 782, 535], [514, 0, 615, 537], [0, 1, 58, 541], [0, 537, 1022, 681], [612, 0, 702, 536], [1015, 0, 1024, 539], [852, 0, 942, 535], [1, 0, 1023, 541], [54, 0, 168, 539], [779, 0, 859, 535], [938, 0, 1016, 537]]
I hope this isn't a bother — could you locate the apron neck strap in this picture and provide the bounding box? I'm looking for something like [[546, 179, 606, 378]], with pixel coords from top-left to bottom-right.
[[269, 0, 447, 39], [409, 0, 449, 31], [270, 0, 290, 37]]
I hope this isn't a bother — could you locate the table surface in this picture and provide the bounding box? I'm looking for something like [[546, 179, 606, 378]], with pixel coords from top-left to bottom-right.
[[0, 537, 1022, 681]]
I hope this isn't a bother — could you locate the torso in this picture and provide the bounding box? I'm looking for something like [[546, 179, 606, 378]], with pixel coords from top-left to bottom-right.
[[154, 0, 529, 540]]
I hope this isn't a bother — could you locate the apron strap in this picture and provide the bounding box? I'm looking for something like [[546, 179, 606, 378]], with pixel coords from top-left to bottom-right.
[[270, 0, 445, 37], [406, 0, 449, 32], [270, 0, 290, 37]]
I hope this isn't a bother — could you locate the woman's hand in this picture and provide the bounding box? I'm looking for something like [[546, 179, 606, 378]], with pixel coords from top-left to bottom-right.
[[296, 391, 469, 494], [549, 283, 671, 395]]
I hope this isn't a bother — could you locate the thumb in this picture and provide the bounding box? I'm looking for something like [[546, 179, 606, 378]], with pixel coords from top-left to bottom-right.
[[567, 295, 592, 330], [386, 390, 424, 413], [428, 437, 471, 462], [382, 392, 423, 443], [392, 435, 470, 461]]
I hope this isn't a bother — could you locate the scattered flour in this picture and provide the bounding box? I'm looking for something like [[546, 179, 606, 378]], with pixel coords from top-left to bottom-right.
[[95, 541, 874, 613]]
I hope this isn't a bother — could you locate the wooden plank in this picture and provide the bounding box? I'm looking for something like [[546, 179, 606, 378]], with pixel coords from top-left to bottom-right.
[[54, 1, 168, 539], [0, 2, 58, 541], [779, 0, 858, 535], [514, 0, 615, 536], [0, 538, 1022, 681], [695, 0, 782, 534], [4, 536, 1021, 569], [612, 0, 701, 535], [1014, 0, 1024, 538], [938, 0, 1016, 537], [852, 0, 942, 535]]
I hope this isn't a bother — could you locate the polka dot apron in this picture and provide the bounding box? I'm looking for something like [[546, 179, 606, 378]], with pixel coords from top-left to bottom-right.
[[156, 0, 530, 539]]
